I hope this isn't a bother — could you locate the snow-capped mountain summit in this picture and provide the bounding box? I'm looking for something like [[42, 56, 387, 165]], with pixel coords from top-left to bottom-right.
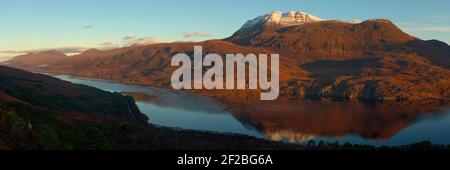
[[238, 11, 323, 32], [231, 11, 323, 39], [264, 11, 322, 26]]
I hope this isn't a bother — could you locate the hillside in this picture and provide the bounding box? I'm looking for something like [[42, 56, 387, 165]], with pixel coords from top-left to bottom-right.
[[0, 66, 301, 149], [3, 50, 67, 71]]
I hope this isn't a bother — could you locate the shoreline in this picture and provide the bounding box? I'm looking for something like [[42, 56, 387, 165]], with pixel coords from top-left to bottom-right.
[[38, 69, 450, 103]]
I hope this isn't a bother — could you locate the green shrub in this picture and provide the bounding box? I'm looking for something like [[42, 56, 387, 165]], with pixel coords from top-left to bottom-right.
[[35, 124, 61, 150], [4, 111, 31, 148], [84, 126, 112, 150]]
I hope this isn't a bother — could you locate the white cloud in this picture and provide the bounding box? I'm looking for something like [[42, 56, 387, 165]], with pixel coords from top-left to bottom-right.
[[0, 46, 88, 55], [123, 35, 135, 41], [346, 19, 361, 24], [182, 32, 211, 38], [0, 46, 89, 62], [121, 35, 164, 46], [98, 42, 119, 50]]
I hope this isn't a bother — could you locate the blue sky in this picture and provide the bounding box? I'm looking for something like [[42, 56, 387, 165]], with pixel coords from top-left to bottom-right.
[[1, 0, 450, 61]]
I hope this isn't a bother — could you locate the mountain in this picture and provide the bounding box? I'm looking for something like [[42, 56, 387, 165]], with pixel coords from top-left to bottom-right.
[[4, 11, 450, 101], [53, 47, 130, 71], [228, 12, 450, 100], [2, 50, 67, 71], [228, 18, 415, 62], [231, 11, 322, 42], [406, 40, 450, 69]]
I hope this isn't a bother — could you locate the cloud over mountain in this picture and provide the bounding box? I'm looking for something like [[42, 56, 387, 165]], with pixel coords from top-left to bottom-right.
[[99, 42, 119, 50], [182, 32, 211, 38], [0, 46, 88, 55], [122, 35, 164, 46]]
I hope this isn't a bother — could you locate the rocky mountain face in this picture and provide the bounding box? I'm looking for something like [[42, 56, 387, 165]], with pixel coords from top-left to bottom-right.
[[4, 11, 450, 101]]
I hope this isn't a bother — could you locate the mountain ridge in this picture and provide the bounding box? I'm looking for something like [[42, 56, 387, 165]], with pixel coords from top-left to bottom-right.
[[4, 11, 450, 101]]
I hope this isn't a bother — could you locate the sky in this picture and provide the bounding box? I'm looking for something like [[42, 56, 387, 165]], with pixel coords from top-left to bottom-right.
[[1, 0, 450, 61]]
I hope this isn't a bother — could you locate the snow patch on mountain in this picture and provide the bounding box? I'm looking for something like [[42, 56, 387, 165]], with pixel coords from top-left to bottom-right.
[[240, 11, 323, 30]]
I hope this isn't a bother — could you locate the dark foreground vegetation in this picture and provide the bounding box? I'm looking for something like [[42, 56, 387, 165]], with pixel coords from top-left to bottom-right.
[[0, 102, 300, 150]]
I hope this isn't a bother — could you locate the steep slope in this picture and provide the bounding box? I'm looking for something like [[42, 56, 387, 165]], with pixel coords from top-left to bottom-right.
[[406, 40, 450, 69], [0, 66, 147, 123]]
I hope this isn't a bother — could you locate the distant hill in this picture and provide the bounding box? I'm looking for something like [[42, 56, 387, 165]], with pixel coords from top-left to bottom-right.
[[2, 50, 67, 71]]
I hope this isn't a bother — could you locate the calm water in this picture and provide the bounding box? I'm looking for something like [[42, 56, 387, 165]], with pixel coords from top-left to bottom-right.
[[56, 75, 450, 146]]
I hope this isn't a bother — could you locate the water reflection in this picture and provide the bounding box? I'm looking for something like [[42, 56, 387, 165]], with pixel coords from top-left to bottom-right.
[[125, 91, 450, 146], [56, 75, 450, 146], [224, 100, 450, 144]]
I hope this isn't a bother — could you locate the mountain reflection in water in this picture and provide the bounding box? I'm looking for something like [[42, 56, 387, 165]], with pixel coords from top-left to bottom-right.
[[126, 91, 450, 145], [224, 100, 449, 143], [56, 75, 450, 146]]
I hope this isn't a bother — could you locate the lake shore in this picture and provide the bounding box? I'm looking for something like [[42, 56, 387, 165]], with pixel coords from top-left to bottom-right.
[[55, 74, 450, 147]]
